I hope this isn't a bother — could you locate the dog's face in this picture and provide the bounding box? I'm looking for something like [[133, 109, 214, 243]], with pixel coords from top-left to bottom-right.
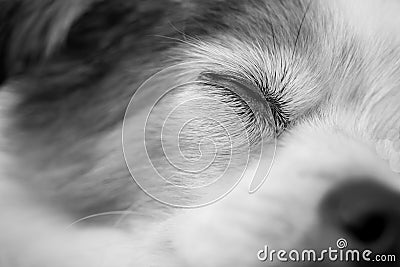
[[1, 0, 400, 266]]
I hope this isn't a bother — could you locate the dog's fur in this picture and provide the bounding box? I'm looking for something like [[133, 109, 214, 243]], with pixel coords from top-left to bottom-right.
[[1, 0, 400, 266]]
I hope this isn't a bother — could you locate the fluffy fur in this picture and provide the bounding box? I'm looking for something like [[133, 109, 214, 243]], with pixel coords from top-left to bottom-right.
[[0, 0, 399, 266]]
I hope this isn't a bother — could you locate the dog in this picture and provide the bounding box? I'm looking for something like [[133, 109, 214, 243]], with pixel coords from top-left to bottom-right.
[[0, 0, 400, 266]]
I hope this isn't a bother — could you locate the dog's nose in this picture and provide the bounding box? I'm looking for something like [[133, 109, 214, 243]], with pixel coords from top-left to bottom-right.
[[320, 180, 400, 254]]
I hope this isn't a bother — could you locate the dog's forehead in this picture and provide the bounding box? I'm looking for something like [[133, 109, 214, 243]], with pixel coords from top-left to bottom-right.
[[183, 0, 319, 44]]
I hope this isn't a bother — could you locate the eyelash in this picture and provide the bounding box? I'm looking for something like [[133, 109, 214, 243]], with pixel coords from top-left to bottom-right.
[[263, 94, 290, 130]]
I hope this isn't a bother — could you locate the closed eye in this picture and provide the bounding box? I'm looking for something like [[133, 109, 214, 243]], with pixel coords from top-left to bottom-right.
[[199, 71, 290, 136]]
